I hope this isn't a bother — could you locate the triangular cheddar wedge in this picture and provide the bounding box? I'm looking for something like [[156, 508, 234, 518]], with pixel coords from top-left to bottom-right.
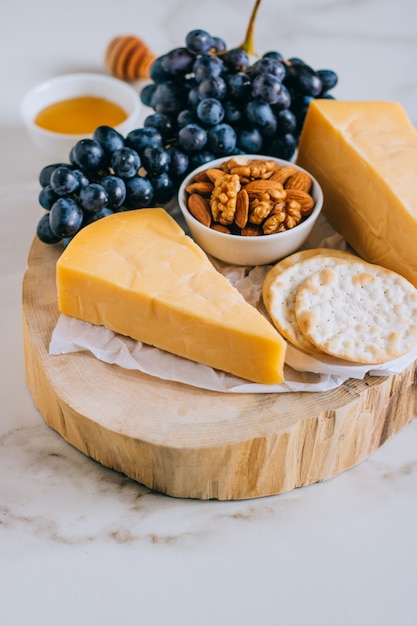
[[56, 208, 286, 384]]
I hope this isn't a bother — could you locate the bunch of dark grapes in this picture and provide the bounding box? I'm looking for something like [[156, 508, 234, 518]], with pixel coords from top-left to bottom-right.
[[36, 125, 178, 244], [36, 28, 337, 245], [140, 29, 337, 165]]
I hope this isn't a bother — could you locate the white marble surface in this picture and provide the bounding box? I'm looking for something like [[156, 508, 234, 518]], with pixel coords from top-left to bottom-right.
[[1, 0, 417, 624]]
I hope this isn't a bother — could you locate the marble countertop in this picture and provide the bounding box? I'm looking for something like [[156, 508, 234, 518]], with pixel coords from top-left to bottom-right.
[[1, 0, 417, 624]]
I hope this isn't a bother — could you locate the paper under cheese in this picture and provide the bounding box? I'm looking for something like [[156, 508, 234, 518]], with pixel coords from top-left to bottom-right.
[[296, 100, 417, 288], [56, 208, 286, 384]]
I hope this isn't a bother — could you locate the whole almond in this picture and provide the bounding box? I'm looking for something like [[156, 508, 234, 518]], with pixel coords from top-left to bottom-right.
[[243, 180, 285, 198], [192, 170, 212, 182], [285, 171, 313, 193], [187, 193, 212, 227], [211, 223, 231, 233], [185, 181, 214, 196], [204, 168, 226, 183], [269, 165, 298, 185], [234, 189, 249, 228]]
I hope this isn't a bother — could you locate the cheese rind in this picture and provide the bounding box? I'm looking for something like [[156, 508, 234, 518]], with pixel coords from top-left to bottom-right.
[[56, 208, 286, 384], [296, 100, 417, 287]]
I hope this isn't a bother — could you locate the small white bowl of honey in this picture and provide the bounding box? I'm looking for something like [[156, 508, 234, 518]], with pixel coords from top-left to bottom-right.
[[21, 72, 142, 160]]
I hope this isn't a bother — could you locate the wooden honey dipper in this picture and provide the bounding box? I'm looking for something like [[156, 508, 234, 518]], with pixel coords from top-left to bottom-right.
[[105, 35, 156, 80]]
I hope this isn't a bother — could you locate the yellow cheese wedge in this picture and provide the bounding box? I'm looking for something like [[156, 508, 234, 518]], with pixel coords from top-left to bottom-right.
[[296, 100, 417, 288], [56, 208, 286, 384]]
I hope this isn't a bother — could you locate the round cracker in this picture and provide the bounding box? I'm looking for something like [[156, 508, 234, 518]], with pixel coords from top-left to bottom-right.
[[294, 260, 417, 364], [262, 248, 358, 352]]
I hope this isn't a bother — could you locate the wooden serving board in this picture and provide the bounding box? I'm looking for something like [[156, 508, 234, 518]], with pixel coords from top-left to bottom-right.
[[22, 236, 417, 500]]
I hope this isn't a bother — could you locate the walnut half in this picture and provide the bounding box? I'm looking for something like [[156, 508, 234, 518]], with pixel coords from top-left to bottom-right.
[[210, 174, 241, 225]]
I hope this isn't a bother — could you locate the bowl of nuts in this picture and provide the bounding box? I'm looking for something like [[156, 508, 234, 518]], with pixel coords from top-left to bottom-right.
[[178, 154, 323, 266]]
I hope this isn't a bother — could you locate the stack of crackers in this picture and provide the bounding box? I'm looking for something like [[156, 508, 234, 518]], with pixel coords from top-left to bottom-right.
[[262, 249, 417, 365]]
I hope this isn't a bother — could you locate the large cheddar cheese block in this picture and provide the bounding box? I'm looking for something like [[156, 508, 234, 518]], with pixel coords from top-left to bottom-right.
[[56, 208, 286, 385], [296, 100, 417, 288]]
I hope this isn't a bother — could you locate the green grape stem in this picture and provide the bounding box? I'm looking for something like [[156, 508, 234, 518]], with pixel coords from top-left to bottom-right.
[[239, 0, 263, 57]]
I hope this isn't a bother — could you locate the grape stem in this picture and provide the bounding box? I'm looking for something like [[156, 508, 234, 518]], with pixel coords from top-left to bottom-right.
[[239, 0, 262, 57]]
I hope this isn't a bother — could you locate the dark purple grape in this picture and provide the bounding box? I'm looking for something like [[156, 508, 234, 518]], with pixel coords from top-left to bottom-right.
[[161, 47, 196, 77], [197, 76, 227, 101], [189, 150, 215, 169], [71, 139, 105, 172], [167, 145, 189, 179], [140, 83, 158, 107], [287, 57, 305, 65], [267, 133, 297, 161], [226, 72, 252, 101], [187, 86, 200, 108], [185, 29, 214, 55], [124, 176, 154, 209], [245, 100, 277, 136], [39, 185, 59, 211], [149, 55, 172, 83], [126, 127, 163, 154], [100, 175, 126, 209], [144, 113, 175, 140], [196, 98, 225, 126], [263, 51, 284, 62], [223, 48, 249, 72], [93, 125, 125, 157], [211, 36, 226, 53], [72, 169, 90, 190], [177, 109, 197, 128], [148, 172, 175, 203], [38, 163, 69, 188], [111, 147, 141, 178], [50, 166, 80, 196], [291, 95, 315, 134], [207, 123, 236, 156], [223, 101, 243, 125], [275, 109, 297, 135], [236, 127, 263, 153], [178, 123, 208, 153], [79, 183, 109, 213], [285, 61, 323, 97], [141, 145, 171, 175], [250, 58, 286, 81], [317, 69, 338, 93], [37, 213, 62, 243], [152, 81, 186, 114], [192, 54, 224, 83], [251, 73, 284, 105], [49, 197, 84, 238], [69, 146, 77, 167], [270, 84, 291, 111], [84, 207, 114, 225]]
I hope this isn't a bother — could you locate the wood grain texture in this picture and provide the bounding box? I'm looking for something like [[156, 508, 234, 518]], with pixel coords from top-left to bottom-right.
[[22, 236, 417, 500]]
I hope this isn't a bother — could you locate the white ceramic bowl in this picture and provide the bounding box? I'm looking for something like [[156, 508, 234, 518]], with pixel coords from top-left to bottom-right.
[[21, 72, 142, 161], [178, 155, 323, 266]]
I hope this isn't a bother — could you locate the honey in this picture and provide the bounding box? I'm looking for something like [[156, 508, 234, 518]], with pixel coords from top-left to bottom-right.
[[34, 96, 128, 134]]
